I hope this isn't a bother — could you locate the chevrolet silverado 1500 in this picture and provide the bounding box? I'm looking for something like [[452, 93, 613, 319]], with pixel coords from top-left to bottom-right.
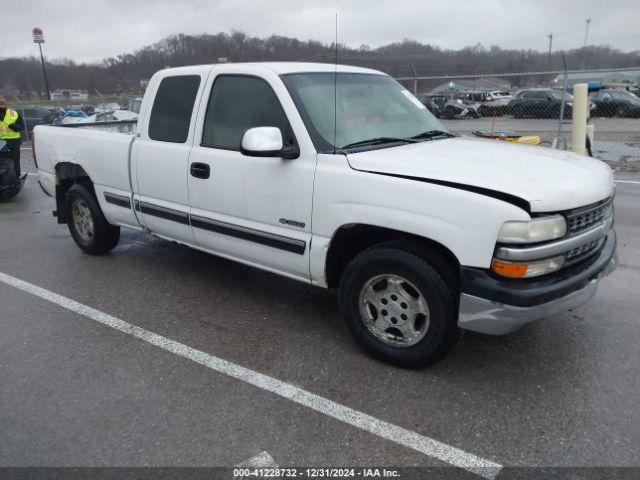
[[34, 63, 617, 367]]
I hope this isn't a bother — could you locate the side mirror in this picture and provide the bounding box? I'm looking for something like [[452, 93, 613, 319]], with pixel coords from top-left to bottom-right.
[[240, 127, 299, 159]]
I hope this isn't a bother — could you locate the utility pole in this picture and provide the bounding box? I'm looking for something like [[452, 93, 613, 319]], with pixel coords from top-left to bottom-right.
[[547, 33, 553, 70], [32, 27, 51, 100], [409, 64, 418, 95], [584, 19, 591, 47]]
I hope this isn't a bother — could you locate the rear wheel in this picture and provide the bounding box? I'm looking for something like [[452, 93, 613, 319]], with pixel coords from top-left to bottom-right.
[[616, 105, 629, 118], [338, 244, 460, 368], [65, 184, 120, 255]]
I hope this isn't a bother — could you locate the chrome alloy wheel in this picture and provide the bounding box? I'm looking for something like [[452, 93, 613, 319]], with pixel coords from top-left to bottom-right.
[[358, 274, 430, 347], [72, 198, 94, 243]]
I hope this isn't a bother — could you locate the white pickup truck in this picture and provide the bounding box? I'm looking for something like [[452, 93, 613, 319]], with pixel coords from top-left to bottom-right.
[[34, 62, 617, 368]]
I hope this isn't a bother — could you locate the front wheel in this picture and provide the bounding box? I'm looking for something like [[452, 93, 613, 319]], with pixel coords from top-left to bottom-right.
[[338, 245, 460, 368], [65, 184, 120, 255]]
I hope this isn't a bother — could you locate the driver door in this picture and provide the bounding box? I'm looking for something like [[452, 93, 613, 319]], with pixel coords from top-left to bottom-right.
[[187, 71, 315, 281]]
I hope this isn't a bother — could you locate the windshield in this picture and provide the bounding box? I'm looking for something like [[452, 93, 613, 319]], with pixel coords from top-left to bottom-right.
[[612, 90, 639, 100], [549, 90, 573, 100], [281, 73, 447, 153]]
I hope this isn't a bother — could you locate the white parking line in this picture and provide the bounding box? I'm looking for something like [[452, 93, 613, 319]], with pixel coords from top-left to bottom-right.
[[615, 180, 640, 185], [0, 271, 501, 479]]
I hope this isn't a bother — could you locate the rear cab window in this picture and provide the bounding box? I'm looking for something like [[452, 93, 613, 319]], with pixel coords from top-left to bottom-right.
[[148, 75, 201, 143]]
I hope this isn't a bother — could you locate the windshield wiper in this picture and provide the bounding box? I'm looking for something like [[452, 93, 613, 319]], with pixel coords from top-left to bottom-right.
[[339, 137, 418, 150], [410, 130, 455, 140]]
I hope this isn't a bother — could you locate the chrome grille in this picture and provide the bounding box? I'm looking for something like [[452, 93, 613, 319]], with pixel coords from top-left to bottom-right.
[[565, 237, 605, 264], [562, 197, 613, 266], [566, 198, 613, 235]]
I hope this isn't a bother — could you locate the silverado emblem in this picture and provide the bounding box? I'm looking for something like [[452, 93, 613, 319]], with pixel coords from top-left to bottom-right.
[[279, 218, 305, 228]]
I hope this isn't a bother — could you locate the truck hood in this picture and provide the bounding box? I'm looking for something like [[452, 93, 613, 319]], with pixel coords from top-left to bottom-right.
[[346, 136, 614, 212]]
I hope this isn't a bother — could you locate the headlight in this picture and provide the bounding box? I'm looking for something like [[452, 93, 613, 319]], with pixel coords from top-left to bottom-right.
[[492, 255, 565, 278], [497, 215, 567, 244]]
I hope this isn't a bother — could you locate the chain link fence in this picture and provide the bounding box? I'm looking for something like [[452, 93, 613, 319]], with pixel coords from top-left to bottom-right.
[[396, 68, 640, 172], [7, 69, 640, 172]]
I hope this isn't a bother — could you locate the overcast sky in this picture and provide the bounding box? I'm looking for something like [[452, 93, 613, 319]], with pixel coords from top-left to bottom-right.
[[4, 0, 639, 62]]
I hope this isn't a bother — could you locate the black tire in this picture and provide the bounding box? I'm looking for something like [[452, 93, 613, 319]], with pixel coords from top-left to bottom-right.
[[338, 244, 460, 368], [65, 184, 120, 255], [616, 105, 629, 118]]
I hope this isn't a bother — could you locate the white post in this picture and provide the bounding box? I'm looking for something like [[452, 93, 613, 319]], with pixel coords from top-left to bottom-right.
[[571, 83, 589, 155]]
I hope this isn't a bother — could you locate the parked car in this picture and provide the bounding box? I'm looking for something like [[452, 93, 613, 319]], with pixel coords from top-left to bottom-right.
[[426, 94, 450, 109], [489, 91, 513, 101], [460, 92, 509, 116], [34, 62, 617, 368], [509, 89, 595, 119], [15, 106, 59, 139], [509, 89, 575, 118], [416, 93, 443, 117], [126, 97, 143, 114], [590, 90, 640, 118], [441, 97, 481, 119]]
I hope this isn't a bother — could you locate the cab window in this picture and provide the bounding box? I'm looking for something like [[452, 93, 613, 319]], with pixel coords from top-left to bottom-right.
[[201, 75, 291, 151], [148, 75, 201, 143]]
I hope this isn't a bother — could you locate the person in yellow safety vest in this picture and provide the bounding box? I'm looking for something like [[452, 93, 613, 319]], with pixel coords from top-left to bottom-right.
[[0, 98, 26, 178]]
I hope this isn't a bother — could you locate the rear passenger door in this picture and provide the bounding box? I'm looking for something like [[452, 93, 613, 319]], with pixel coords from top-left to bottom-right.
[[132, 71, 206, 244], [187, 71, 316, 281]]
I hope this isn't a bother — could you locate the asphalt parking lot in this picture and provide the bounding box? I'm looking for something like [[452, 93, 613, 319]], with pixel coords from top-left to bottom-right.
[[1, 149, 640, 478]]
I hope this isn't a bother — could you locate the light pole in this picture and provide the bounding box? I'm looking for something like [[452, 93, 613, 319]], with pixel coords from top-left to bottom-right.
[[584, 19, 591, 47], [32, 27, 51, 100]]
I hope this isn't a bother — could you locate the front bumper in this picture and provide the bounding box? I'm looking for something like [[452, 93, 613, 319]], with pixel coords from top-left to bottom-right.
[[457, 229, 617, 335]]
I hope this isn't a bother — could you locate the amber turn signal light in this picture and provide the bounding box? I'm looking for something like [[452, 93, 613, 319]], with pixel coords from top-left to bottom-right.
[[491, 259, 528, 278]]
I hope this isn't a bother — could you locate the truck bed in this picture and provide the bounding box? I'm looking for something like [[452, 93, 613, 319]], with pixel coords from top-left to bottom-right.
[[34, 123, 138, 205]]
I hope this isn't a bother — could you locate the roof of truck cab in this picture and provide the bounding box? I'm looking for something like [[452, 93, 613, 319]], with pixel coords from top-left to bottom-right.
[[159, 62, 385, 76], [235, 62, 385, 75]]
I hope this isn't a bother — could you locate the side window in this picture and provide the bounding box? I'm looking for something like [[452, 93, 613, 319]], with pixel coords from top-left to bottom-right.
[[148, 75, 201, 143], [202, 75, 291, 150]]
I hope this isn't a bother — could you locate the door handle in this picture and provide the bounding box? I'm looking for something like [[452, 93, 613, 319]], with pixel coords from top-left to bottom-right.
[[190, 162, 210, 179]]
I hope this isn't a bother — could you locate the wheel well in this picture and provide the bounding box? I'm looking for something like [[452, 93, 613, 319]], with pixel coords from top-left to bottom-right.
[[325, 224, 460, 290], [54, 162, 93, 223]]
